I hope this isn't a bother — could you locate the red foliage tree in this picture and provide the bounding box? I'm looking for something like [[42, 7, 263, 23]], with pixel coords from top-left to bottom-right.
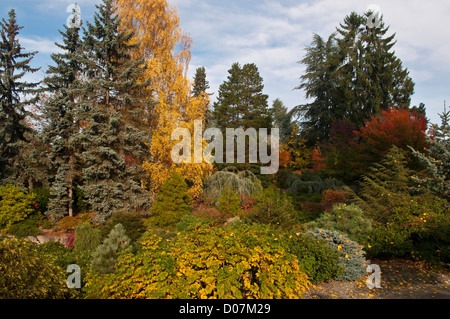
[[354, 107, 428, 170]]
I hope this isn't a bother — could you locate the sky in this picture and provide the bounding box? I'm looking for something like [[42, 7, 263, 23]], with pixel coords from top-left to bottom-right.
[[2, 0, 449, 125]]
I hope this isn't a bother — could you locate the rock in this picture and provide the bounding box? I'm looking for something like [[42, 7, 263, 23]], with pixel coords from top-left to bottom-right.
[[224, 215, 241, 226]]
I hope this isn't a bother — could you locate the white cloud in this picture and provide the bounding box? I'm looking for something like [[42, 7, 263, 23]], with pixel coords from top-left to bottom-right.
[[18, 36, 63, 54]]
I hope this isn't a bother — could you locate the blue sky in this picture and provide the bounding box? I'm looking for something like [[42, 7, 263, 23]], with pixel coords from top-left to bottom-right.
[[2, 0, 449, 124]]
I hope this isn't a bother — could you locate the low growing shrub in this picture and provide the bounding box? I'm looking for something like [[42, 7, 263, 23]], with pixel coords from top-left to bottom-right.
[[0, 184, 36, 230], [84, 224, 310, 299], [307, 203, 373, 242], [0, 238, 73, 299], [308, 229, 368, 281], [245, 188, 298, 229], [282, 232, 343, 283], [101, 212, 146, 245]]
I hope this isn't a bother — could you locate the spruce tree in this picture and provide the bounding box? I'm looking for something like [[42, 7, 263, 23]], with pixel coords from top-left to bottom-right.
[[192, 66, 211, 97], [0, 9, 40, 182], [78, 0, 152, 223], [212, 62, 271, 130], [192, 66, 213, 127], [410, 105, 450, 201], [43, 22, 83, 220]]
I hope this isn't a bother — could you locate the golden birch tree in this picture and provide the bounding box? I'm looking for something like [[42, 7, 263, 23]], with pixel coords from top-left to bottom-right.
[[116, 0, 212, 198]]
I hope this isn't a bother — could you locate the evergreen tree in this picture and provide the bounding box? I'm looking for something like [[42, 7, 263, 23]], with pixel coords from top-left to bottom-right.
[[295, 11, 414, 145], [294, 33, 340, 145], [192, 66, 213, 127], [271, 98, 295, 144], [192, 66, 211, 97], [409, 104, 450, 201], [43, 22, 83, 220], [335, 11, 414, 125], [212, 62, 271, 130], [150, 173, 192, 228], [0, 9, 40, 182], [78, 0, 152, 223], [90, 223, 131, 274], [352, 145, 413, 222]]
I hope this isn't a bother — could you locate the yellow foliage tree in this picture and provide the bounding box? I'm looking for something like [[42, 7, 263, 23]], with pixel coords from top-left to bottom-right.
[[116, 0, 212, 198], [285, 126, 312, 171]]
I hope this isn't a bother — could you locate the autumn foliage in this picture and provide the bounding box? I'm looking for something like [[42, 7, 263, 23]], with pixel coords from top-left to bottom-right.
[[116, 0, 212, 198], [355, 107, 428, 162]]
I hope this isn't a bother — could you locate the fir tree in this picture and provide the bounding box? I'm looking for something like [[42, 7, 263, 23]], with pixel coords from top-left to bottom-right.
[[78, 0, 152, 223], [212, 62, 271, 130], [0, 9, 40, 182], [150, 173, 192, 228], [43, 22, 83, 220], [90, 223, 131, 274]]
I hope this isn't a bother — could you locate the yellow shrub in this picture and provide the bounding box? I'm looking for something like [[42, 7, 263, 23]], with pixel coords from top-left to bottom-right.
[[84, 224, 310, 299]]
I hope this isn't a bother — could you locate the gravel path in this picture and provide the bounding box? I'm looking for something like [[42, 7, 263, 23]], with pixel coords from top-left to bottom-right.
[[304, 258, 450, 299]]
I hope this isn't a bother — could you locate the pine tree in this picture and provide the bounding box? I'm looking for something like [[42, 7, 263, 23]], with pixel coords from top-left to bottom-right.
[[150, 173, 192, 228], [409, 104, 450, 201], [212, 62, 272, 130], [90, 223, 131, 274], [43, 22, 83, 220], [0, 9, 40, 182], [79, 0, 151, 223]]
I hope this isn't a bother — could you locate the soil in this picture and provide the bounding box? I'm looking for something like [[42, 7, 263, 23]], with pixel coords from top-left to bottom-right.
[[304, 258, 450, 299]]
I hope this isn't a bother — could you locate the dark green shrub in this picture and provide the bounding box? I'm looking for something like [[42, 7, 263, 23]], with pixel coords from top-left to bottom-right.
[[308, 229, 368, 281], [32, 187, 50, 213], [216, 186, 242, 218], [0, 238, 73, 299], [176, 215, 212, 232], [37, 241, 78, 270], [245, 188, 298, 229], [74, 222, 102, 255], [150, 174, 192, 229], [102, 212, 146, 245], [7, 219, 41, 238], [307, 203, 373, 242], [282, 233, 343, 283]]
